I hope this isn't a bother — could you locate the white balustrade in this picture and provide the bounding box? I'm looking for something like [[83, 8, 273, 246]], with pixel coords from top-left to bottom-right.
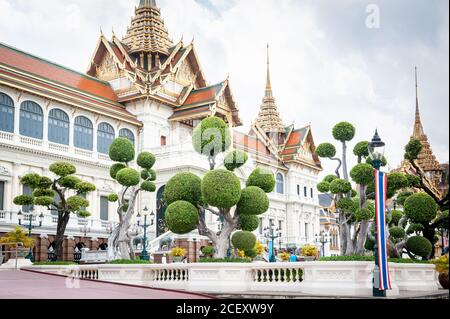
[[20, 136, 43, 147], [0, 131, 13, 141], [49, 142, 69, 153]]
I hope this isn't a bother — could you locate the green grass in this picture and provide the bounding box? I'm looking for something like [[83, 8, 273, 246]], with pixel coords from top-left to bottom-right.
[[318, 255, 430, 263], [33, 261, 77, 266], [199, 257, 252, 263], [107, 259, 153, 264]]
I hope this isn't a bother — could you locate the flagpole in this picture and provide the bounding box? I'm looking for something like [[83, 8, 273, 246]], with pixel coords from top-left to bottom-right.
[[373, 163, 386, 297]]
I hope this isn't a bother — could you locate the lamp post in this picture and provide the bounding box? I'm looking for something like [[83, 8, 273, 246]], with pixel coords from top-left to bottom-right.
[[264, 221, 281, 263], [315, 231, 330, 257], [18, 209, 44, 262], [368, 129, 387, 298], [137, 206, 154, 261]]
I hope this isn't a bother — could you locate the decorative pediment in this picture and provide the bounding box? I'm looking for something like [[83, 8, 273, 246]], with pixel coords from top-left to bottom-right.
[[176, 59, 196, 86], [96, 53, 120, 81]]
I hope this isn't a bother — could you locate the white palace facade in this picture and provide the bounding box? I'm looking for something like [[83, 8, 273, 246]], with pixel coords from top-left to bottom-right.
[[0, 0, 323, 260]]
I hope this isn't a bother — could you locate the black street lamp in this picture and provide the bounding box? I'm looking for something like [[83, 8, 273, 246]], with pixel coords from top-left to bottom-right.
[[263, 221, 281, 263], [315, 231, 331, 257], [137, 206, 154, 261], [369, 129, 387, 298], [18, 209, 44, 262]]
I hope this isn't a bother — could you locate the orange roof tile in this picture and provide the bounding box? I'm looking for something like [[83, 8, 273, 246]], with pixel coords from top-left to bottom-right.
[[285, 128, 308, 147], [0, 42, 118, 102], [183, 82, 224, 106]]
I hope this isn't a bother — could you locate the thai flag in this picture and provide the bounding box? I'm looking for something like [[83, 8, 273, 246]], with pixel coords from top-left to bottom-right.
[[374, 169, 392, 290]]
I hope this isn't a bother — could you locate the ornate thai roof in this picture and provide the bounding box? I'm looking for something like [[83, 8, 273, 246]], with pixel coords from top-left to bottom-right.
[[254, 45, 285, 134], [0, 42, 140, 126], [122, 0, 173, 56]]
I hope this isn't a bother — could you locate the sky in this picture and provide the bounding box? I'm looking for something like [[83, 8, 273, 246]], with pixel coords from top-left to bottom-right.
[[0, 0, 448, 178]]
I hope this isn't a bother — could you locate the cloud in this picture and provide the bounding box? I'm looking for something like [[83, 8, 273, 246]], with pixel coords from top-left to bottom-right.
[[0, 0, 448, 180]]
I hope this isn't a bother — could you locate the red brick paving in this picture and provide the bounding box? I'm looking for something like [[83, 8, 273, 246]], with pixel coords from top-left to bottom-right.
[[0, 270, 213, 299]]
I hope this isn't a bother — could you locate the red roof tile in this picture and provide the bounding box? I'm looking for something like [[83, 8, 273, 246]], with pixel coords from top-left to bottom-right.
[[0, 43, 118, 102], [183, 82, 224, 106], [285, 128, 307, 147], [234, 131, 270, 156]]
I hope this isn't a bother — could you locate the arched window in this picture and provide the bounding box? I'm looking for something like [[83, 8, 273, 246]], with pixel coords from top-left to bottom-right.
[[276, 173, 284, 194], [48, 109, 69, 145], [0, 93, 14, 133], [20, 101, 43, 139], [74, 116, 93, 151], [97, 122, 115, 154], [119, 128, 135, 145]]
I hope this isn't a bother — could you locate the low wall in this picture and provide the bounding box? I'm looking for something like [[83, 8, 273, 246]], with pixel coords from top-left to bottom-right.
[[25, 261, 439, 297]]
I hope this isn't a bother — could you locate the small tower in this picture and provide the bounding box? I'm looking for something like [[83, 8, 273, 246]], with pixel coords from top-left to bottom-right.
[[255, 45, 286, 139]]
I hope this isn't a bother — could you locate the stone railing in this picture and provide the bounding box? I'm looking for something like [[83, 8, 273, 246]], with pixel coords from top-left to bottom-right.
[[24, 261, 440, 297]]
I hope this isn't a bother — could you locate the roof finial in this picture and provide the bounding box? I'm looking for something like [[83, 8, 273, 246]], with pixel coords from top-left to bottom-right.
[[266, 43, 272, 93], [413, 66, 424, 138], [100, 26, 104, 36], [139, 0, 157, 8]]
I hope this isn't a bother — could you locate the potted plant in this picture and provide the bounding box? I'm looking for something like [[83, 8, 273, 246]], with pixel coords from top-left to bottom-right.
[[0, 226, 34, 259], [278, 252, 290, 262], [170, 247, 186, 263], [431, 254, 449, 289], [301, 244, 318, 261], [201, 246, 215, 258]]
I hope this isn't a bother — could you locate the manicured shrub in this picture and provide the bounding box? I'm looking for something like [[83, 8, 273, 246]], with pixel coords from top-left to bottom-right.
[[323, 175, 338, 183], [224, 150, 248, 171], [137, 152, 156, 169], [231, 231, 256, 251], [201, 246, 215, 258], [38, 177, 53, 189], [246, 168, 275, 193], [406, 236, 432, 258], [141, 181, 156, 192], [141, 169, 156, 181], [58, 176, 82, 188], [354, 207, 374, 221], [237, 186, 269, 215], [350, 163, 374, 186], [115, 168, 140, 187], [192, 117, 231, 157], [13, 195, 34, 206], [165, 201, 199, 234], [316, 143, 336, 158], [389, 227, 406, 239], [164, 172, 202, 206], [238, 215, 260, 231], [49, 162, 76, 177], [329, 179, 352, 194], [20, 173, 42, 189], [110, 163, 126, 179], [67, 196, 89, 211], [390, 210, 404, 226], [406, 175, 421, 188], [333, 122, 355, 142], [108, 194, 119, 202], [387, 172, 408, 191], [32, 188, 55, 198], [406, 223, 424, 235], [317, 182, 330, 193], [353, 141, 369, 158], [405, 139, 422, 160], [75, 182, 96, 194], [109, 138, 135, 163], [244, 249, 257, 259], [366, 156, 388, 168], [404, 193, 438, 223], [34, 196, 54, 206], [337, 198, 354, 211], [202, 169, 241, 208]]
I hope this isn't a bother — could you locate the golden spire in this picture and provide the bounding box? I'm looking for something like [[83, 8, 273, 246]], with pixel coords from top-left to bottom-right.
[[255, 44, 285, 134], [413, 66, 425, 138], [139, 0, 157, 7]]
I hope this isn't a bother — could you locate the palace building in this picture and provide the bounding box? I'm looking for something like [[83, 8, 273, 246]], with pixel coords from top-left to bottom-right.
[[0, 0, 322, 262]]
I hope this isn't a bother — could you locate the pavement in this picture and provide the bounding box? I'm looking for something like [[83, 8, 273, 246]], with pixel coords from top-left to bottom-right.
[[0, 270, 213, 299]]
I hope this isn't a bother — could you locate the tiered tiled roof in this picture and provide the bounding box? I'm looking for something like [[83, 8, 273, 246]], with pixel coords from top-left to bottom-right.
[[0, 42, 140, 126]]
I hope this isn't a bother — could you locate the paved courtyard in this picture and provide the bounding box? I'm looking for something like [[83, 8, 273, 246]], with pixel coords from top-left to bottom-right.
[[0, 270, 213, 299]]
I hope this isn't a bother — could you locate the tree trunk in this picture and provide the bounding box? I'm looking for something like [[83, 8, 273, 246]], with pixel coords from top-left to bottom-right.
[[339, 212, 347, 255], [214, 220, 235, 258], [54, 212, 71, 261], [345, 223, 354, 255], [342, 141, 349, 181], [422, 225, 436, 260], [354, 185, 368, 255]]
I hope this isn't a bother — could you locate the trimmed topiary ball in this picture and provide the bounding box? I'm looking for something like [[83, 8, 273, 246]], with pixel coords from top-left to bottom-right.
[[337, 198, 354, 210], [404, 193, 438, 223], [317, 182, 330, 193], [389, 227, 406, 239], [246, 168, 275, 193], [164, 172, 202, 206], [34, 196, 54, 206], [137, 152, 156, 169], [32, 188, 55, 198], [244, 249, 257, 259], [333, 122, 355, 142], [110, 163, 127, 179], [58, 176, 82, 188], [108, 194, 119, 202], [239, 215, 260, 231], [109, 138, 135, 163], [38, 177, 53, 189], [350, 163, 374, 186], [406, 223, 424, 235], [49, 162, 76, 177], [141, 169, 156, 181], [329, 179, 352, 194], [387, 172, 408, 191], [405, 139, 423, 160], [224, 150, 248, 171], [13, 195, 34, 206], [141, 181, 156, 192], [231, 231, 256, 251], [115, 168, 140, 187], [316, 143, 336, 158], [366, 156, 388, 168], [20, 173, 42, 189], [165, 201, 199, 234], [67, 196, 89, 211], [406, 236, 432, 258], [354, 208, 374, 221], [390, 210, 404, 226], [237, 186, 269, 215], [75, 182, 96, 194], [192, 116, 231, 157], [323, 175, 338, 183], [353, 141, 369, 158], [202, 169, 241, 208]]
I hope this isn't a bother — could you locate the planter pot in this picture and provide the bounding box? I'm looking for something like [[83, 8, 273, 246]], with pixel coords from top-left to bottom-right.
[[438, 273, 449, 289]]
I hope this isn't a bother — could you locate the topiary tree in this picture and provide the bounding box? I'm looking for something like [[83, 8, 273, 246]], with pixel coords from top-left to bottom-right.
[[106, 138, 157, 260], [13, 162, 96, 260], [164, 116, 272, 258]]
